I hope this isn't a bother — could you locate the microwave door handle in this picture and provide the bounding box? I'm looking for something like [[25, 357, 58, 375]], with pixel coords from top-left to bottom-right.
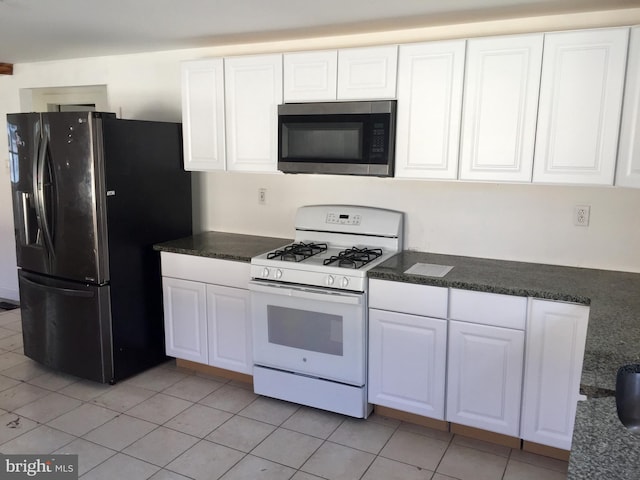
[[249, 281, 362, 306]]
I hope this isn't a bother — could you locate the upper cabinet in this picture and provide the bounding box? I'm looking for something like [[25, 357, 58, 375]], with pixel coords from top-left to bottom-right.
[[181, 59, 226, 171], [616, 26, 640, 188], [224, 54, 283, 172], [283, 46, 398, 102], [533, 28, 629, 185], [283, 50, 338, 102], [395, 40, 466, 180], [459, 34, 543, 182], [337, 46, 398, 100]]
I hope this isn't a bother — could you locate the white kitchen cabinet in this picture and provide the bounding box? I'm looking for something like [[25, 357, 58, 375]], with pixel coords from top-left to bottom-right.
[[368, 279, 448, 419], [459, 34, 543, 182], [181, 59, 226, 171], [283, 50, 338, 102], [520, 299, 589, 450], [447, 288, 527, 437], [446, 320, 525, 437], [337, 46, 398, 100], [206, 284, 252, 375], [395, 40, 466, 180], [224, 54, 283, 172], [160, 252, 252, 374], [369, 309, 447, 419], [533, 27, 629, 185], [162, 277, 208, 364], [616, 26, 640, 188]]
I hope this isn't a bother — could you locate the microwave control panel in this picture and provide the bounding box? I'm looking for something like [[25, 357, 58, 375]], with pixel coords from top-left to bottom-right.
[[326, 213, 362, 226]]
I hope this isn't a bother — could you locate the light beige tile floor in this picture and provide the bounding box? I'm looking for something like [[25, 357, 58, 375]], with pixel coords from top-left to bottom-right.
[[0, 308, 568, 479]]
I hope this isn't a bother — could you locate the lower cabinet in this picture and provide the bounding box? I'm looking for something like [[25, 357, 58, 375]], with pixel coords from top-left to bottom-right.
[[368, 308, 447, 419], [520, 299, 589, 450], [162, 277, 208, 364], [446, 320, 524, 437], [160, 252, 252, 375], [206, 284, 251, 374], [368, 279, 589, 451]]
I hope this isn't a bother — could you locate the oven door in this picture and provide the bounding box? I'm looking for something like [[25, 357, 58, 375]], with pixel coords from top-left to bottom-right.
[[250, 280, 366, 386]]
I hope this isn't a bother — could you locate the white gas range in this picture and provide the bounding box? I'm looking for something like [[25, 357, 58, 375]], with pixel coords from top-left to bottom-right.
[[249, 205, 404, 418]]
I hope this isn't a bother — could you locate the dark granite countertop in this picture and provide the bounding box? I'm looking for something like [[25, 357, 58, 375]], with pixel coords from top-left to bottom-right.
[[370, 250, 640, 480], [153, 231, 292, 263]]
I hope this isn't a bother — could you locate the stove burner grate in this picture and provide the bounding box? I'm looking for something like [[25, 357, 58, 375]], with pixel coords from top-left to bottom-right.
[[323, 247, 383, 269], [267, 242, 328, 262]]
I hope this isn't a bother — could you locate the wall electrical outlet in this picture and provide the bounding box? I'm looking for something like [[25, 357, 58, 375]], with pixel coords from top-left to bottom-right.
[[258, 188, 267, 205], [574, 205, 591, 227]]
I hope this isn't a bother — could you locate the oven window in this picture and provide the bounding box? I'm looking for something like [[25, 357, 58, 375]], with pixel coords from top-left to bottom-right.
[[282, 123, 362, 162], [267, 305, 343, 356]]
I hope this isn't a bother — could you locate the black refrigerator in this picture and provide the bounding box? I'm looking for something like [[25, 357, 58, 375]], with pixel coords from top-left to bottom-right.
[[7, 111, 192, 384]]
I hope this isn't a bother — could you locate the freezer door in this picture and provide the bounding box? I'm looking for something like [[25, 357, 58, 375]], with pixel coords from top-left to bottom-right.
[[43, 112, 111, 283], [18, 270, 113, 383], [8, 113, 50, 274]]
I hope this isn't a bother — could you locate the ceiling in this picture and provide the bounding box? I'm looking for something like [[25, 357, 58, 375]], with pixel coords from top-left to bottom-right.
[[0, 0, 639, 64]]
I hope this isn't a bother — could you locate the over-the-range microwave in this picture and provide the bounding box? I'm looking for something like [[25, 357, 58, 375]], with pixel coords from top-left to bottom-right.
[[277, 100, 397, 177]]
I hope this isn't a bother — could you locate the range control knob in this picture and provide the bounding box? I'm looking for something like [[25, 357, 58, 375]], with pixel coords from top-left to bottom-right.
[[326, 275, 335, 286], [262, 267, 270, 278], [275, 269, 283, 279], [341, 277, 349, 288]]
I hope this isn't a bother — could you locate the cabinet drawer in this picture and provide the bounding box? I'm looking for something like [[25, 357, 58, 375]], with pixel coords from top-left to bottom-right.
[[369, 279, 448, 318], [160, 252, 250, 289], [449, 288, 526, 330]]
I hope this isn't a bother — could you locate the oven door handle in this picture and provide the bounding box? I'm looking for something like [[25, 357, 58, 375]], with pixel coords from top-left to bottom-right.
[[249, 281, 363, 306]]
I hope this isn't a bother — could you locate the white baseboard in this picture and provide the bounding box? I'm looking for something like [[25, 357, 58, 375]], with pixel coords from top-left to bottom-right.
[[0, 286, 19, 302]]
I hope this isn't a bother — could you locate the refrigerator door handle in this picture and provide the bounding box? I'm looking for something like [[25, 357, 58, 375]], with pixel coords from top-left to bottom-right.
[[35, 131, 55, 258], [20, 192, 32, 244], [20, 275, 95, 298]]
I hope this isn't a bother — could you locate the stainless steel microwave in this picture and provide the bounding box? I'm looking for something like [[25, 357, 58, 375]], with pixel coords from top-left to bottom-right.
[[277, 100, 397, 177]]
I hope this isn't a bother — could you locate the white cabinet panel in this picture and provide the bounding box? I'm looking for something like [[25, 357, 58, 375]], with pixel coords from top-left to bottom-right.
[[337, 46, 398, 100], [284, 50, 338, 102], [225, 54, 283, 172], [369, 309, 447, 419], [616, 26, 640, 188], [160, 252, 250, 289], [395, 40, 466, 179], [449, 288, 527, 330], [181, 59, 226, 171], [162, 277, 207, 364], [207, 284, 252, 374], [447, 320, 524, 436], [534, 28, 629, 185], [521, 299, 589, 450], [369, 279, 448, 318], [460, 34, 543, 182]]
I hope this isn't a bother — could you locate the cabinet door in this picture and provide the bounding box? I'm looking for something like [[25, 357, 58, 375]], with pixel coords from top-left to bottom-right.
[[521, 299, 589, 450], [395, 40, 466, 179], [162, 277, 207, 363], [447, 320, 524, 436], [206, 284, 252, 374], [337, 46, 398, 100], [181, 59, 226, 171], [459, 34, 543, 182], [225, 54, 283, 172], [616, 26, 640, 188], [533, 28, 629, 185], [283, 50, 338, 102], [368, 309, 447, 419]]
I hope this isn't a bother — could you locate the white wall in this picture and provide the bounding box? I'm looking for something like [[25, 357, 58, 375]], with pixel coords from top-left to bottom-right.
[[2, 8, 640, 299]]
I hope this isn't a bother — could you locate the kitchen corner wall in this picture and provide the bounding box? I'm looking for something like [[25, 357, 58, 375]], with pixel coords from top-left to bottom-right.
[[1, 8, 640, 300]]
